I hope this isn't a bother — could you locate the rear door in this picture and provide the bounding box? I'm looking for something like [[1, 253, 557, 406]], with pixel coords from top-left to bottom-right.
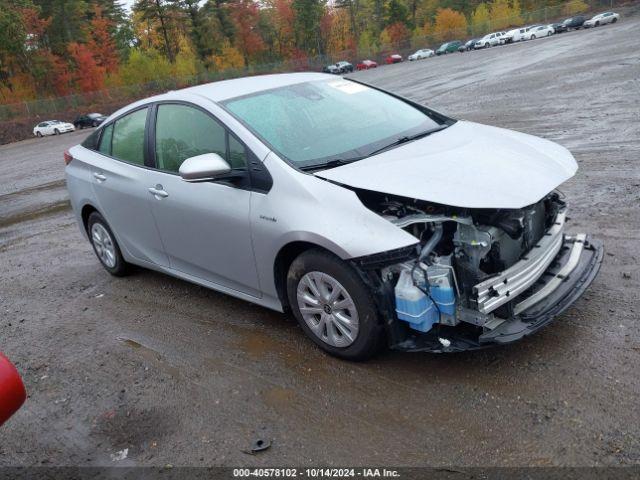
[[88, 107, 169, 266], [142, 102, 260, 296]]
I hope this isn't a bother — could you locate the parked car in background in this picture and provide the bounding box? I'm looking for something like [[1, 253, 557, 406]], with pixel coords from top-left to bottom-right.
[[33, 120, 75, 137], [385, 54, 403, 64], [563, 15, 586, 29], [474, 32, 503, 49], [322, 64, 341, 74], [583, 12, 619, 28], [458, 39, 478, 52], [65, 72, 602, 360], [504, 27, 526, 43], [549, 22, 567, 33], [356, 59, 378, 70], [436, 41, 462, 55], [523, 24, 554, 40], [74, 113, 107, 129], [408, 49, 434, 61], [335, 61, 354, 73]]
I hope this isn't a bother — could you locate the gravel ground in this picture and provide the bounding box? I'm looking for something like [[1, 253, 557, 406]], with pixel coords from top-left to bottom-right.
[[1, 14, 639, 468]]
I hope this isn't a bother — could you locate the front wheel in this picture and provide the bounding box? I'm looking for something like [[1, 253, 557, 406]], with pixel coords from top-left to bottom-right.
[[54, 129, 60, 135], [287, 249, 384, 360], [595, 21, 600, 26], [612, 17, 617, 23], [87, 212, 130, 277], [531, 35, 536, 39], [36, 131, 42, 137]]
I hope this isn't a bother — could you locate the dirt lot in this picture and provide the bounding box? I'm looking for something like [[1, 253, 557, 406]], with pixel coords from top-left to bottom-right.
[[1, 16, 639, 468]]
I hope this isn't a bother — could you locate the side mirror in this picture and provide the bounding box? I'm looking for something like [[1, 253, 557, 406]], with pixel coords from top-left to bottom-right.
[[179, 153, 231, 182]]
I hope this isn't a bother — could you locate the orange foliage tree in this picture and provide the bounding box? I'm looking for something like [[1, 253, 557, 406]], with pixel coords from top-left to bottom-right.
[[433, 8, 467, 41], [230, 0, 266, 63], [87, 5, 119, 74], [68, 42, 106, 92], [383, 21, 410, 48]]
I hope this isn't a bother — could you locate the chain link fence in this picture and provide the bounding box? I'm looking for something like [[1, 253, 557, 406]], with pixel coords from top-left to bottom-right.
[[0, 0, 626, 123]]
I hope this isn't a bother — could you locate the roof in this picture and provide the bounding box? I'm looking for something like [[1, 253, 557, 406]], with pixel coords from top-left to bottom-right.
[[180, 72, 332, 103]]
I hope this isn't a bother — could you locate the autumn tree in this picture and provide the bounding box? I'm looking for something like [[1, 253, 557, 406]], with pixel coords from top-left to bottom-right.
[[230, 0, 266, 63], [488, 0, 522, 30], [87, 5, 119, 74], [133, 0, 178, 62], [433, 7, 467, 41], [68, 42, 105, 92], [471, 3, 490, 34]]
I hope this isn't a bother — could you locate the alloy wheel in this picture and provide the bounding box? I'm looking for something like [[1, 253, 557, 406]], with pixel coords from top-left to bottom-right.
[[91, 223, 117, 268], [296, 271, 359, 348]]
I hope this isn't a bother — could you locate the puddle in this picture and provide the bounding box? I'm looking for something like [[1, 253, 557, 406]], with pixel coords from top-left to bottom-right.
[[0, 200, 71, 229], [118, 337, 181, 379]]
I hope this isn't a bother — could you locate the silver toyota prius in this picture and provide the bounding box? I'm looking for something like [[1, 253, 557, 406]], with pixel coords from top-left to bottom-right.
[[65, 72, 603, 360]]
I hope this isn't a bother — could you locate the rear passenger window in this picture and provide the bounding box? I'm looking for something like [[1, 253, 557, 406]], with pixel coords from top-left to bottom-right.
[[111, 108, 148, 165], [98, 124, 113, 154]]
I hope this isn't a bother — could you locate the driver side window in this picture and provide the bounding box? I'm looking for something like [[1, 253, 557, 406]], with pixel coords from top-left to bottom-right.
[[155, 104, 244, 173]]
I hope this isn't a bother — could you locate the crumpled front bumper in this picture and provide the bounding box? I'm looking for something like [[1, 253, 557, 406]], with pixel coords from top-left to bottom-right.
[[479, 234, 603, 345]]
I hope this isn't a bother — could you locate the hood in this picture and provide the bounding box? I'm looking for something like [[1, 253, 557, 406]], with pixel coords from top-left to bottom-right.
[[314, 121, 577, 209]]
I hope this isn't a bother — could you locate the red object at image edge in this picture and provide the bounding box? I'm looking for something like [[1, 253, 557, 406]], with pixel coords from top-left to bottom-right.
[[0, 352, 26, 426]]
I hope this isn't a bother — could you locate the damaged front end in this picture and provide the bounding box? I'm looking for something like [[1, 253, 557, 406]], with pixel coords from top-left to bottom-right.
[[352, 190, 603, 352]]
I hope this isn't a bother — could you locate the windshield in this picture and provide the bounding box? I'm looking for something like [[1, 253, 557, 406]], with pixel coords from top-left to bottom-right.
[[223, 79, 443, 168]]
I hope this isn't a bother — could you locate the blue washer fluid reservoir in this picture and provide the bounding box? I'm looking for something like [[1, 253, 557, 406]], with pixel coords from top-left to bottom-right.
[[427, 267, 456, 316], [394, 269, 438, 332]]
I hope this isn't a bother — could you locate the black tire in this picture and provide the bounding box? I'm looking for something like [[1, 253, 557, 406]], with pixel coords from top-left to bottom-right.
[[87, 212, 130, 277], [36, 131, 42, 138], [595, 21, 600, 26], [54, 129, 60, 135], [612, 17, 617, 23], [286, 249, 385, 361], [531, 35, 536, 39]]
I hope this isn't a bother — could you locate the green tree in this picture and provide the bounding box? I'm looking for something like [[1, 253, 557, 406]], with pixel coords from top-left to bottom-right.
[[385, 0, 409, 28], [292, 0, 325, 54]]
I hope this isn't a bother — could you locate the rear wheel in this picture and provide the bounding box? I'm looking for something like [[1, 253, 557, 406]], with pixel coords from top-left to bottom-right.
[[595, 21, 600, 26], [287, 249, 384, 360], [87, 212, 130, 277], [531, 34, 536, 39]]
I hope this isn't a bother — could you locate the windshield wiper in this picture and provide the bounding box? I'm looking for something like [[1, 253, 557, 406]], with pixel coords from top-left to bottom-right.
[[366, 124, 448, 158], [299, 157, 363, 172]]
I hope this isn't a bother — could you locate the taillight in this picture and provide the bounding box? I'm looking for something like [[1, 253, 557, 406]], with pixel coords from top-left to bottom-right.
[[64, 150, 73, 165]]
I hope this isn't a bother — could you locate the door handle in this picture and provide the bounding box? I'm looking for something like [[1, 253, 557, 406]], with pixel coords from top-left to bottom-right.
[[93, 172, 106, 182], [148, 185, 169, 198]]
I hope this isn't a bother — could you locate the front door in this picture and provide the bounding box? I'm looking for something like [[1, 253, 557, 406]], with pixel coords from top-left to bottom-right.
[[145, 103, 260, 297]]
